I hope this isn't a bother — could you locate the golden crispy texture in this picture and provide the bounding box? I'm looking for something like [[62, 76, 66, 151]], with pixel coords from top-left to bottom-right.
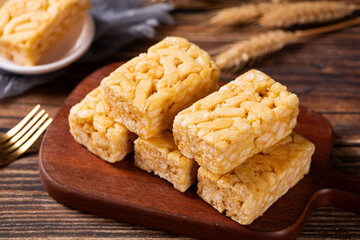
[[173, 69, 299, 174], [69, 87, 137, 163], [0, 0, 91, 66], [134, 131, 198, 192], [197, 133, 315, 225], [101, 36, 220, 139]]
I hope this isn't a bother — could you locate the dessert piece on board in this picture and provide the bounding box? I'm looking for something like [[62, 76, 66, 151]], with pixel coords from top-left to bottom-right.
[[197, 133, 315, 225], [134, 131, 198, 192], [69, 87, 136, 163], [173, 69, 299, 174], [101, 36, 220, 139], [0, 0, 91, 66]]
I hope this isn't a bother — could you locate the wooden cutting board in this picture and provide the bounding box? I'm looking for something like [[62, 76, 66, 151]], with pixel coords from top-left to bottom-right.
[[39, 62, 360, 240]]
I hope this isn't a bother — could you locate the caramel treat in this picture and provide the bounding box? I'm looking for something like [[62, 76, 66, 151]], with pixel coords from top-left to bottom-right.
[[197, 133, 315, 225], [173, 69, 299, 174], [134, 131, 198, 192], [0, 0, 91, 66], [101, 36, 220, 139], [69, 87, 137, 163]]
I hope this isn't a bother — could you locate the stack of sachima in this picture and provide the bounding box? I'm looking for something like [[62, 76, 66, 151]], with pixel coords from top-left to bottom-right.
[[69, 36, 315, 225]]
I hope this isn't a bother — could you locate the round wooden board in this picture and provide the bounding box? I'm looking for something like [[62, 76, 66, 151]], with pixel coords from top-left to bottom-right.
[[39, 62, 360, 240]]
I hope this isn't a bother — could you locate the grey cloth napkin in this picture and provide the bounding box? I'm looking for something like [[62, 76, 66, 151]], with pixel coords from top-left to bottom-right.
[[0, 0, 173, 99]]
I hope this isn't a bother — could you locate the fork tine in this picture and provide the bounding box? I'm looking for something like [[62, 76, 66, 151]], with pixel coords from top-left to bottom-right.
[[6, 118, 53, 162], [0, 104, 40, 144], [2, 114, 49, 154], [0, 109, 45, 149]]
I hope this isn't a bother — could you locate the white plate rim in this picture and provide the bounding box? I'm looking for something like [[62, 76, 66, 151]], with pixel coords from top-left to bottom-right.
[[0, 14, 95, 75]]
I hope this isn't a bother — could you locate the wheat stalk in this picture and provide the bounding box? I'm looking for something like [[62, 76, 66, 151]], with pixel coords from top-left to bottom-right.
[[214, 30, 299, 73], [214, 17, 360, 74], [209, 4, 263, 27], [269, 0, 315, 2], [209, 3, 277, 27], [148, 0, 262, 10], [209, 1, 358, 29], [259, 1, 358, 28]]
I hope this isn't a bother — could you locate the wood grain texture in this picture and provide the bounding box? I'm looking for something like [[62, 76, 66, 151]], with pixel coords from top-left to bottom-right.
[[1, 2, 360, 239]]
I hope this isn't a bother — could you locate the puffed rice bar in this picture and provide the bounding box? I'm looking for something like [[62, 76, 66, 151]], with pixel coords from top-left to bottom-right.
[[173, 69, 299, 174], [134, 131, 198, 192], [69, 87, 137, 163], [197, 133, 315, 225], [100, 36, 220, 139], [0, 0, 91, 66]]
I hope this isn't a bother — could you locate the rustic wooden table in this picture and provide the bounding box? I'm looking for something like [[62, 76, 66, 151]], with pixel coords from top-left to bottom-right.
[[1, 3, 359, 239]]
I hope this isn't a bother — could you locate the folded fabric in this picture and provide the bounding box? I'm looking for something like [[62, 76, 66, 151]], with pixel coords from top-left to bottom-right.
[[0, 0, 173, 99]]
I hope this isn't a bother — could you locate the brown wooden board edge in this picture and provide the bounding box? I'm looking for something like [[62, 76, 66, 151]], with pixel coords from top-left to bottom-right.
[[38, 148, 311, 240]]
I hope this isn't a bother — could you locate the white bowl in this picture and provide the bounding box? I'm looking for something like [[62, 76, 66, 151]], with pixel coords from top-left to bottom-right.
[[0, 14, 95, 75]]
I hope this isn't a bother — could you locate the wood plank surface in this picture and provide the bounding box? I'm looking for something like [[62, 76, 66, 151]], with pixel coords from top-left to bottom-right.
[[1, 1, 360, 239]]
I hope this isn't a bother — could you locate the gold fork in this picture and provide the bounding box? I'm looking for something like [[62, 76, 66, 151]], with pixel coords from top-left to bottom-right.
[[0, 105, 53, 166]]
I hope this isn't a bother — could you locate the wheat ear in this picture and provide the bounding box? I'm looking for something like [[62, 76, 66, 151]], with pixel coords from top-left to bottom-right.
[[269, 0, 318, 2], [210, 4, 262, 27], [209, 3, 277, 27], [214, 16, 360, 73], [214, 30, 299, 73], [259, 1, 358, 28]]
